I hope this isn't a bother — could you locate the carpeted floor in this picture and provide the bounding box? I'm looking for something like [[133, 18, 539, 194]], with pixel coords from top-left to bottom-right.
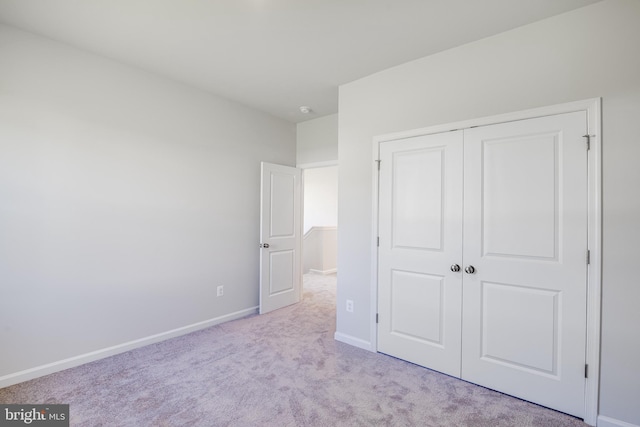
[[0, 274, 587, 426]]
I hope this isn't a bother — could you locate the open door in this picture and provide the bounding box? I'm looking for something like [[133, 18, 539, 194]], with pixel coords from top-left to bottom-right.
[[259, 162, 302, 314]]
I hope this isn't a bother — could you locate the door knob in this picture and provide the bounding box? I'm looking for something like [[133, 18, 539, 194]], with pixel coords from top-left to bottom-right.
[[450, 264, 461, 272], [464, 265, 476, 274], [259, 243, 270, 248]]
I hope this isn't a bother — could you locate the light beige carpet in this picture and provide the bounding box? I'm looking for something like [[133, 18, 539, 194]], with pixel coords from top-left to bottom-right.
[[0, 274, 587, 426]]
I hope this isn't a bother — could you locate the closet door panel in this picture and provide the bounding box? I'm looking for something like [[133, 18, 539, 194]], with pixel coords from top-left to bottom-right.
[[377, 131, 463, 377], [461, 112, 588, 418], [481, 134, 558, 259]]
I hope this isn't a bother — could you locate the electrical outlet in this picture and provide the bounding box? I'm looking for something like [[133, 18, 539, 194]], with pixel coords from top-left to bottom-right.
[[217, 285, 224, 297], [346, 299, 354, 313]]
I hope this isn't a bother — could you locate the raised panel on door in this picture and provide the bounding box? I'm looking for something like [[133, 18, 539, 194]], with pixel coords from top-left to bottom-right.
[[377, 131, 463, 377], [461, 112, 588, 417]]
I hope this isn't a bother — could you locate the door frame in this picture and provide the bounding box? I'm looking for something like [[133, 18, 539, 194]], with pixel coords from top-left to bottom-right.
[[370, 98, 602, 425]]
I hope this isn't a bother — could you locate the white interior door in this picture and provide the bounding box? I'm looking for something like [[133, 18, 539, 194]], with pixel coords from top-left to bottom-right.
[[259, 162, 302, 314], [377, 131, 464, 377], [461, 112, 588, 417]]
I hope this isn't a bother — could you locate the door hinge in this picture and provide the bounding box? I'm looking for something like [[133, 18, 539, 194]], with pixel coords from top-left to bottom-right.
[[583, 134, 594, 151], [376, 313, 379, 324], [375, 159, 381, 170], [377, 236, 380, 247], [585, 364, 589, 378], [587, 250, 591, 265]]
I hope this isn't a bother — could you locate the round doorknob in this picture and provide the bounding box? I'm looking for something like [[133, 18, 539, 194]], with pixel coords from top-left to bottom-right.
[[464, 265, 476, 274], [450, 264, 461, 272]]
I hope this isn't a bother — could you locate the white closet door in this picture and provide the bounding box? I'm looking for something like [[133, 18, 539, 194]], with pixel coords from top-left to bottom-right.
[[377, 131, 463, 377], [461, 112, 588, 417]]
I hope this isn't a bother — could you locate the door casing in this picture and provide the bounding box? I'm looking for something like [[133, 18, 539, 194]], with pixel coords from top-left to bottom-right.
[[370, 98, 602, 426]]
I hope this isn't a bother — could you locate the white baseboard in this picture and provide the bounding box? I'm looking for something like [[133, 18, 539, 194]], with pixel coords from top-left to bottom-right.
[[309, 268, 337, 275], [598, 415, 640, 427], [0, 306, 258, 389], [334, 332, 373, 352]]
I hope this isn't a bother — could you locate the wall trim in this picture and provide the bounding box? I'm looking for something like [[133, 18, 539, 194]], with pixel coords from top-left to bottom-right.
[[370, 98, 602, 426], [597, 416, 640, 427], [0, 306, 258, 389], [309, 268, 337, 275], [334, 332, 373, 351], [303, 225, 338, 239], [297, 160, 338, 169], [303, 226, 338, 274]]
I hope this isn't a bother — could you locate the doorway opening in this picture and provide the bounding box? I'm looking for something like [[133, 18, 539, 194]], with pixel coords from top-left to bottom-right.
[[301, 164, 338, 281]]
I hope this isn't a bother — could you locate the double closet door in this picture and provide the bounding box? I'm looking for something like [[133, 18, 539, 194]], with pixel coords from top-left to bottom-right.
[[377, 112, 588, 418]]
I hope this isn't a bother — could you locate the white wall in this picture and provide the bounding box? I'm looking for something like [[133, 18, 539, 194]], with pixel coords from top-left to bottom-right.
[[296, 114, 338, 166], [303, 166, 338, 233], [0, 24, 296, 382], [336, 1, 640, 425]]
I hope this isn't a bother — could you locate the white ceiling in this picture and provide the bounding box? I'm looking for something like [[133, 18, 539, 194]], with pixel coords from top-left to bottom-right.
[[0, 0, 600, 123]]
